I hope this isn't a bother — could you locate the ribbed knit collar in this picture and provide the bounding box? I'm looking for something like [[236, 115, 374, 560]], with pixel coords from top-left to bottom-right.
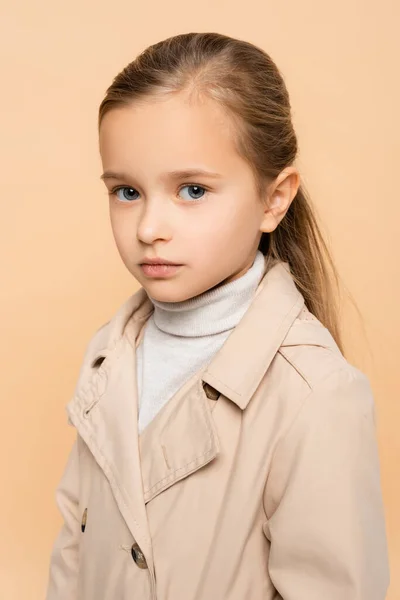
[[148, 251, 266, 337]]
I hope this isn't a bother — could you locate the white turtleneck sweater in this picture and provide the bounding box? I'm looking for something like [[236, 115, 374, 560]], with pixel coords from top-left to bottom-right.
[[136, 251, 266, 433]]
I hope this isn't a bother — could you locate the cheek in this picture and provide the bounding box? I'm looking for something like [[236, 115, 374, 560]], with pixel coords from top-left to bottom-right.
[[184, 212, 250, 262], [109, 210, 136, 249], [196, 200, 257, 241], [208, 202, 262, 256]]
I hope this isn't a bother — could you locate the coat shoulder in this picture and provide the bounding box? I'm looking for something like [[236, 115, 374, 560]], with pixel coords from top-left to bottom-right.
[[82, 319, 113, 363], [278, 305, 365, 393], [71, 289, 148, 393], [79, 287, 150, 369]]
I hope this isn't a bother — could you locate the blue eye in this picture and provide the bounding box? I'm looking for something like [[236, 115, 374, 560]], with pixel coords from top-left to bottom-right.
[[114, 187, 139, 202], [179, 185, 206, 201]]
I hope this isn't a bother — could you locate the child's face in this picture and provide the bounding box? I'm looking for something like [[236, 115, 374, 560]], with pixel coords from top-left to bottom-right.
[[99, 93, 269, 302]]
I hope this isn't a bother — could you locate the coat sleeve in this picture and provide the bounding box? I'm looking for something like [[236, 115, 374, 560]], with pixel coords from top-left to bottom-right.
[[46, 438, 80, 600], [262, 367, 390, 600]]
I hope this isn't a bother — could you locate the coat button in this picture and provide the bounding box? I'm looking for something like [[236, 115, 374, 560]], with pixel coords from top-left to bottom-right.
[[81, 508, 87, 533], [131, 543, 148, 569], [203, 382, 220, 400]]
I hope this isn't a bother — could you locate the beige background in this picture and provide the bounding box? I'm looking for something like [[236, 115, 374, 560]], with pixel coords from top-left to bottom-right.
[[1, 1, 398, 598]]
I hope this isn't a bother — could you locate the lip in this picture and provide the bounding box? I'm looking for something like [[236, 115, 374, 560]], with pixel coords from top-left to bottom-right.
[[140, 257, 182, 266], [140, 263, 182, 278]]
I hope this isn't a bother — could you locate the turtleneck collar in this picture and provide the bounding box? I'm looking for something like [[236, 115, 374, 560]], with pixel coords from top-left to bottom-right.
[[147, 251, 266, 337]]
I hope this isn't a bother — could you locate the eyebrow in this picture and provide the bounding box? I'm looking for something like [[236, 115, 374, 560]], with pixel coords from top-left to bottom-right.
[[100, 169, 223, 182]]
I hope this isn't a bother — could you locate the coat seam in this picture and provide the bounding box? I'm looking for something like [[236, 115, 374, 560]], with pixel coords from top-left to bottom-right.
[[277, 348, 313, 390], [144, 447, 216, 500]]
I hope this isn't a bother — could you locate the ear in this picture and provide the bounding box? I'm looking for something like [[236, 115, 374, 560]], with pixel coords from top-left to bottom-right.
[[260, 167, 300, 233]]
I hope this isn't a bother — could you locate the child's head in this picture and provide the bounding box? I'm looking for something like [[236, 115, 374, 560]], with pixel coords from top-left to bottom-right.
[[98, 32, 342, 350]]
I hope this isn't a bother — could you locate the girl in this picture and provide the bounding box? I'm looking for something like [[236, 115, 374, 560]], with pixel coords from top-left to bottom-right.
[[46, 32, 389, 599]]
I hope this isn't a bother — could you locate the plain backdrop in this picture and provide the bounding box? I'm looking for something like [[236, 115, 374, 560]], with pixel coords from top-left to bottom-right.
[[0, 1, 398, 598]]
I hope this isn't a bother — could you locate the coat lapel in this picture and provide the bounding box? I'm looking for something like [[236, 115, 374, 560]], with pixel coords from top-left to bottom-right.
[[139, 371, 220, 505]]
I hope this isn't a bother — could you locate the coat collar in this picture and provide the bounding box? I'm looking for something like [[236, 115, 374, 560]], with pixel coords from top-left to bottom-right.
[[202, 260, 304, 409], [85, 258, 308, 410]]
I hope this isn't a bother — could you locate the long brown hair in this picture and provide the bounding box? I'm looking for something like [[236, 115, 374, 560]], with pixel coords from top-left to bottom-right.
[[98, 32, 344, 353]]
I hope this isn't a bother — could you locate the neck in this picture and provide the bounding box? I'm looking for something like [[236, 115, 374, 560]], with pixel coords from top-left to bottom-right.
[[148, 251, 266, 337]]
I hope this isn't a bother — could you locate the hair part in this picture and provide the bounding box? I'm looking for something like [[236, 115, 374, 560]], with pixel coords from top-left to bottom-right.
[[99, 32, 345, 354]]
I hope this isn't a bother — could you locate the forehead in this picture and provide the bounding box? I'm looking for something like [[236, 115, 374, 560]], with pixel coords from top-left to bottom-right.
[[99, 94, 244, 175]]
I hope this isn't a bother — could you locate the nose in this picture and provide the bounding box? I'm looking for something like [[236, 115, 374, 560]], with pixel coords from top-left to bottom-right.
[[136, 199, 172, 244]]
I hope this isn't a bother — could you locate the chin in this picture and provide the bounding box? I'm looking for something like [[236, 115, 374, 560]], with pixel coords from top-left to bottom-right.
[[142, 283, 193, 303]]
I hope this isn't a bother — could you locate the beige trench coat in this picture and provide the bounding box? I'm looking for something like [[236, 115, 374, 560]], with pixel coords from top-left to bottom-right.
[[46, 259, 390, 599]]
